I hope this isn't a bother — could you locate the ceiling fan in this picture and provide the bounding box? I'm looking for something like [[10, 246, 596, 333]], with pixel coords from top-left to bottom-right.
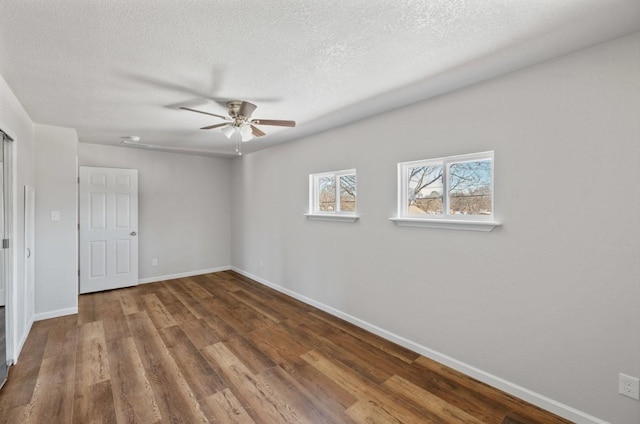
[[180, 100, 296, 149]]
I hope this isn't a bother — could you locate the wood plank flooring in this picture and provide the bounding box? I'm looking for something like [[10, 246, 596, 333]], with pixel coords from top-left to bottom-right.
[[0, 271, 573, 423]]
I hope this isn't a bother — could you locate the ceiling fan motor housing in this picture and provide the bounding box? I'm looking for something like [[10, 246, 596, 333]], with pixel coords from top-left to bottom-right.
[[226, 101, 243, 118]]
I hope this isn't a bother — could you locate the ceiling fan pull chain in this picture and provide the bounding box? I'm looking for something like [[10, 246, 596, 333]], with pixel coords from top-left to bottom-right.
[[235, 136, 242, 156]]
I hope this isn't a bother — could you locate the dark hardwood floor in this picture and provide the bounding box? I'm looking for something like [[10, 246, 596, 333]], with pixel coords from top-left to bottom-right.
[[0, 271, 573, 423]]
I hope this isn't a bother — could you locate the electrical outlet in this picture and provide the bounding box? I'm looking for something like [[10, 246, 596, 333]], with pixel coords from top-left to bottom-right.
[[619, 373, 640, 400], [151, 258, 158, 266]]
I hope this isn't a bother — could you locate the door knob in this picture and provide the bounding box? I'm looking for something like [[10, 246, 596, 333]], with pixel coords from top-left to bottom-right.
[[130, 231, 137, 236]]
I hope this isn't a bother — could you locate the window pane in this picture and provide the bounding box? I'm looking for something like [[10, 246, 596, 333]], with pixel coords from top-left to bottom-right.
[[339, 174, 356, 211], [318, 176, 336, 211], [449, 159, 492, 215], [407, 164, 443, 215]]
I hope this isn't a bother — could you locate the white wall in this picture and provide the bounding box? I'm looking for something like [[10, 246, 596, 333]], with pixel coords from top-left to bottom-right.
[[0, 73, 35, 361], [230, 33, 640, 424], [78, 144, 231, 281], [34, 124, 78, 319]]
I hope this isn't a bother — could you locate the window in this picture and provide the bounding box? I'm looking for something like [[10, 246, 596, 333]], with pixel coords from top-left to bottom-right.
[[392, 152, 500, 231], [307, 169, 358, 221]]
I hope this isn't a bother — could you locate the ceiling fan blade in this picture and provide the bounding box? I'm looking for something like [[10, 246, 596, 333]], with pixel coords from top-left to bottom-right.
[[180, 107, 228, 120], [238, 101, 257, 118], [250, 125, 266, 137], [200, 123, 228, 130], [252, 119, 296, 127]]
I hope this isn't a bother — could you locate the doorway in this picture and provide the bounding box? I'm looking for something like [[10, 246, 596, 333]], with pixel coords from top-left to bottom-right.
[[79, 166, 139, 294]]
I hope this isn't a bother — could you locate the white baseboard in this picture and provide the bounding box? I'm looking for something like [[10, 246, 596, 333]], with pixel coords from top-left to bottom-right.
[[230, 267, 607, 424], [34, 307, 78, 322], [30, 268, 231, 322], [138, 266, 231, 285]]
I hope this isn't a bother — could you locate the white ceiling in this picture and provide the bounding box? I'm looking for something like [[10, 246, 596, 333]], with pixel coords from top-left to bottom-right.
[[1, 1, 639, 157]]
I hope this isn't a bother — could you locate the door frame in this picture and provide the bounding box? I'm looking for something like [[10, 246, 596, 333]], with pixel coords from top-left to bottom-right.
[[23, 185, 35, 338], [0, 126, 17, 364]]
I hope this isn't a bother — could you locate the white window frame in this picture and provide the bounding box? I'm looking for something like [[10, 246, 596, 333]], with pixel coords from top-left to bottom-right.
[[305, 169, 359, 222], [390, 151, 500, 231]]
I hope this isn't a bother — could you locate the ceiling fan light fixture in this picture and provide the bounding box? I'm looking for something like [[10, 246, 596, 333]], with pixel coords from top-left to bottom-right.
[[239, 124, 253, 142], [220, 124, 235, 139]]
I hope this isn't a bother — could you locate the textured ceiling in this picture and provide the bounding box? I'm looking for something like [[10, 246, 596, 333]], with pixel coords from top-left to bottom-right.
[[1, 1, 639, 157]]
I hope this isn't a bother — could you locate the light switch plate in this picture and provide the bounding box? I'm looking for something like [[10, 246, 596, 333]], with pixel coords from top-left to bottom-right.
[[50, 211, 60, 221]]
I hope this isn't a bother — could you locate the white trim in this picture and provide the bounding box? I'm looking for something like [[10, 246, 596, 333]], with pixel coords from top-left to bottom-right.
[[32, 266, 231, 321], [389, 217, 501, 231], [34, 307, 78, 321], [15, 185, 35, 363], [309, 168, 357, 215], [9, 139, 17, 360], [304, 213, 360, 223], [230, 266, 608, 424], [397, 151, 494, 222], [138, 266, 231, 285], [12, 316, 33, 364]]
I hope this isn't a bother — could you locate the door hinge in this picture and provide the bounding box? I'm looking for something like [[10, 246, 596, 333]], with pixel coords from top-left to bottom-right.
[[78, 269, 80, 277], [78, 177, 80, 184], [2, 239, 9, 249]]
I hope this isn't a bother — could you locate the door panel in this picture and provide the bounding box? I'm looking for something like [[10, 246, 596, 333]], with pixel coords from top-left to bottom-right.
[[90, 193, 106, 229], [90, 241, 107, 277], [115, 239, 131, 274], [80, 166, 138, 294], [115, 194, 130, 227]]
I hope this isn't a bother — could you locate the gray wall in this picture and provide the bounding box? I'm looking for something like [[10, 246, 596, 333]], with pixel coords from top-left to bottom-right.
[[230, 33, 640, 424], [0, 72, 35, 361], [34, 124, 79, 319], [78, 143, 231, 281]]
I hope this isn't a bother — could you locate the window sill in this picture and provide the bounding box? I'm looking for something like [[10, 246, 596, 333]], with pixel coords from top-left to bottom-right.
[[389, 217, 501, 232], [304, 213, 360, 223]]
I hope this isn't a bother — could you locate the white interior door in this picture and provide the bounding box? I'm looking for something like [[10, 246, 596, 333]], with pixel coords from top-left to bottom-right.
[[79, 166, 139, 294]]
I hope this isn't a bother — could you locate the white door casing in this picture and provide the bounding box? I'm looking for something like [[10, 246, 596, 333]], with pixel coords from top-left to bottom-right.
[[0, 163, 4, 307], [79, 166, 138, 294], [23, 186, 34, 322]]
